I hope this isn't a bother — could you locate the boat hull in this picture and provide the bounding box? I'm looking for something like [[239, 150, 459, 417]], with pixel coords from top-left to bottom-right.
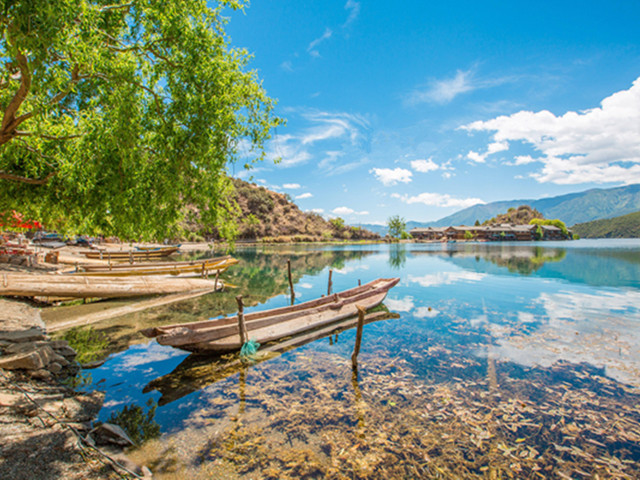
[[142, 277, 400, 354], [72, 256, 238, 277]]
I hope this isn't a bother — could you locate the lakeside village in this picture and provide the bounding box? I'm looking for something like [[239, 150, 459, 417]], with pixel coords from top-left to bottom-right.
[[410, 223, 572, 242]]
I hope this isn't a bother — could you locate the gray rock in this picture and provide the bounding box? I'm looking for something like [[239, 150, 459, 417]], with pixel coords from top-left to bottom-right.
[[0, 328, 47, 344], [51, 353, 70, 367], [4, 340, 48, 354], [48, 362, 62, 374], [30, 369, 53, 380], [50, 341, 77, 358], [90, 422, 135, 447], [0, 345, 56, 370], [0, 299, 45, 331]]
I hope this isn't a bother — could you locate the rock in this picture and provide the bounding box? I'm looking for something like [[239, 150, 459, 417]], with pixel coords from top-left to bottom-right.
[[0, 345, 56, 370], [4, 340, 48, 355], [49, 341, 77, 358], [0, 392, 25, 407], [0, 299, 46, 331], [30, 369, 53, 380], [0, 328, 47, 344], [51, 353, 70, 367], [89, 422, 135, 447], [48, 362, 62, 374], [63, 391, 105, 422]]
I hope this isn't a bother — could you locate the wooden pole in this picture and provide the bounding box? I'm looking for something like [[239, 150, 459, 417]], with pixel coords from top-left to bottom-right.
[[351, 305, 366, 368], [287, 259, 295, 304], [327, 269, 333, 296], [236, 295, 248, 345], [214, 270, 220, 291]]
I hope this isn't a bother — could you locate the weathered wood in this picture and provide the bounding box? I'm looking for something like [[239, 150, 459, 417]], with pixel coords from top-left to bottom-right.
[[328, 269, 333, 295], [351, 305, 367, 368], [81, 246, 179, 260], [142, 278, 400, 354], [287, 259, 295, 304], [0, 274, 220, 299], [71, 256, 238, 277], [236, 295, 247, 345]]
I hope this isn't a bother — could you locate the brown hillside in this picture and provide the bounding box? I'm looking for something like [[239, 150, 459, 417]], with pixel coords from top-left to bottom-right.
[[230, 179, 379, 242], [483, 205, 544, 225]]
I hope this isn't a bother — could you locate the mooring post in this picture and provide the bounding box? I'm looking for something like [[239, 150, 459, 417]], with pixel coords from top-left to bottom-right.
[[358, 279, 361, 286], [328, 269, 333, 296], [351, 305, 367, 368], [236, 295, 248, 345], [287, 259, 295, 304], [214, 270, 220, 291]]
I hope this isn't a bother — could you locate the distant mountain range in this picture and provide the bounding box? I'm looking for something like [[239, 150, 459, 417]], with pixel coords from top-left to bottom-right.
[[359, 184, 640, 234]]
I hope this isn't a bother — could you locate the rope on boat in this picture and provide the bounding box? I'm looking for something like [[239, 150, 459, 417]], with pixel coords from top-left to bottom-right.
[[240, 339, 260, 359]]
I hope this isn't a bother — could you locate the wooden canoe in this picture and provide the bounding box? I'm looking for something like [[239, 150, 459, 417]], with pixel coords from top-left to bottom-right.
[[0, 273, 220, 299], [72, 256, 238, 277], [140, 277, 400, 354], [144, 310, 400, 406], [81, 246, 179, 261]]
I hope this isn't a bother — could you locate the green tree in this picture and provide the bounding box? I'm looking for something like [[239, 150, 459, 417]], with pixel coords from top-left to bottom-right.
[[0, 0, 281, 240], [464, 230, 473, 240], [387, 215, 406, 239], [329, 217, 345, 231], [107, 399, 161, 445]]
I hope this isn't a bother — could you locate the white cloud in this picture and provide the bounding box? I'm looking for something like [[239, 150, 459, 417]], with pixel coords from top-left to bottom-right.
[[385, 296, 415, 312], [489, 289, 640, 387], [307, 27, 333, 57], [411, 158, 440, 173], [414, 307, 440, 318], [266, 111, 370, 168], [461, 76, 640, 185], [370, 167, 413, 186], [283, 183, 301, 189], [281, 60, 294, 72], [344, 0, 360, 27], [332, 206, 369, 216], [392, 192, 484, 209], [467, 141, 509, 163], [408, 70, 474, 105], [309, 208, 324, 214], [295, 192, 313, 200], [408, 271, 487, 287]]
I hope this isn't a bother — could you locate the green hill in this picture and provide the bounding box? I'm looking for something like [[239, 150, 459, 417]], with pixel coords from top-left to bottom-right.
[[571, 210, 640, 238]]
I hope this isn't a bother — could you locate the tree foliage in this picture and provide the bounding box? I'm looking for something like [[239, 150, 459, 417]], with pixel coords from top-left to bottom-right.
[[387, 215, 406, 239], [529, 218, 569, 236], [0, 0, 281, 240]]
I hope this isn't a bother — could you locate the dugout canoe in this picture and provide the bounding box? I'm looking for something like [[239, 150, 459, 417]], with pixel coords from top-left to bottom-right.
[[144, 310, 400, 406], [140, 277, 400, 354], [72, 256, 238, 277], [0, 273, 221, 299], [81, 246, 179, 261]]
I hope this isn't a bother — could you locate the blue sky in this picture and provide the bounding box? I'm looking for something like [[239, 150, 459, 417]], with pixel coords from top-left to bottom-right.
[[224, 0, 640, 225]]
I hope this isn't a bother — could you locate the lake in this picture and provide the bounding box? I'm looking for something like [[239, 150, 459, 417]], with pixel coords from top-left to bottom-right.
[[57, 239, 640, 479]]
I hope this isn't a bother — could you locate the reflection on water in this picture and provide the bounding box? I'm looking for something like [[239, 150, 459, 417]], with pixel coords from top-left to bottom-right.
[[61, 240, 640, 479]]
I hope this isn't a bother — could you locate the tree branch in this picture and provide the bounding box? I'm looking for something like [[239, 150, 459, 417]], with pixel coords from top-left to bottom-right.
[[1, 51, 30, 133], [0, 170, 55, 185]]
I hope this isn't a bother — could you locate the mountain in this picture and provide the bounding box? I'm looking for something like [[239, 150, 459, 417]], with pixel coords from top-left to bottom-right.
[[228, 179, 380, 241], [409, 184, 640, 228], [571, 210, 640, 238]]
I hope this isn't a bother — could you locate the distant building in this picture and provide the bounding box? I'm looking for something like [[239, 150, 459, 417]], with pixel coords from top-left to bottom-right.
[[410, 223, 570, 241]]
